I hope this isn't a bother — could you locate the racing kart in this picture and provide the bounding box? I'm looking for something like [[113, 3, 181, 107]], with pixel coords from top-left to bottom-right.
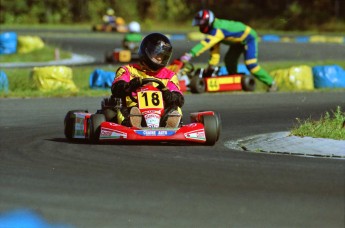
[[92, 23, 128, 33], [104, 41, 139, 63], [189, 65, 256, 93], [64, 78, 221, 145], [168, 59, 256, 93]]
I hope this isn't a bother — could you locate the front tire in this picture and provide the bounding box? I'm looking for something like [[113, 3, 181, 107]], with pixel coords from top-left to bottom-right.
[[64, 110, 88, 140], [89, 114, 106, 143], [202, 115, 218, 146]]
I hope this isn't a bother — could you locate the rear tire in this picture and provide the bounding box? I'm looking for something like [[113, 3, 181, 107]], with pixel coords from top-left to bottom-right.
[[89, 114, 106, 143], [241, 75, 256, 91], [202, 115, 218, 146], [190, 76, 205, 93], [64, 110, 88, 140], [104, 51, 113, 63]]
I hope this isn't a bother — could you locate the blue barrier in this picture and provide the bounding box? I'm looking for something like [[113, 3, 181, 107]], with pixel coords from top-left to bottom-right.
[[0, 70, 9, 93], [0, 32, 17, 54], [89, 69, 115, 89], [261, 34, 281, 42], [218, 64, 250, 76], [312, 65, 345, 88], [0, 208, 72, 228]]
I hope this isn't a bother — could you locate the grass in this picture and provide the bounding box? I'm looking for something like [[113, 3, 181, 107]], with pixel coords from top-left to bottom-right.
[[291, 106, 345, 140], [2, 60, 345, 98], [0, 45, 71, 62]]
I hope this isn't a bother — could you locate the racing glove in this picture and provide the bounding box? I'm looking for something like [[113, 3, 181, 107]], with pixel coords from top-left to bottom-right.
[[128, 77, 142, 92], [162, 88, 185, 107], [111, 80, 129, 98], [180, 53, 192, 63]]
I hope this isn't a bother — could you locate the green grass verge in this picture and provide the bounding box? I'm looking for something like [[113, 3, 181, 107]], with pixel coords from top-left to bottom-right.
[[0, 45, 71, 63], [291, 106, 345, 140], [1, 60, 345, 98]]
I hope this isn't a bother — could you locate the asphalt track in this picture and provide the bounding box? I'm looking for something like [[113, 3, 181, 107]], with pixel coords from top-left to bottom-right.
[[1, 30, 345, 227]]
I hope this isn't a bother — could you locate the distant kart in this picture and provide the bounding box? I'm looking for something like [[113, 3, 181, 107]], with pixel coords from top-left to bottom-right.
[[169, 59, 256, 93], [92, 23, 128, 33], [64, 78, 221, 145], [104, 42, 140, 63], [189, 65, 256, 93]]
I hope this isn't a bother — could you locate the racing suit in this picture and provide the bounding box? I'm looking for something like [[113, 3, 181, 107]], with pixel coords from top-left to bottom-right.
[[188, 18, 274, 86], [111, 63, 184, 126]]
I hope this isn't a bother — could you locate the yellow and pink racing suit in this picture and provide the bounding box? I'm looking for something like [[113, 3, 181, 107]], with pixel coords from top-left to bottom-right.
[[111, 63, 183, 125]]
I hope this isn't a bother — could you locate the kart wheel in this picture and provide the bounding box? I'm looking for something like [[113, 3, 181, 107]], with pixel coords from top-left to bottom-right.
[[89, 114, 106, 143], [190, 76, 205, 94], [213, 112, 222, 141], [104, 51, 113, 63], [202, 115, 218, 146], [241, 75, 256, 91], [104, 109, 117, 122], [64, 110, 88, 140]]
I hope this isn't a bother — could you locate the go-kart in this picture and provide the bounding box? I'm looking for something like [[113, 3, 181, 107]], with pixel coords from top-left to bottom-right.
[[189, 65, 256, 93], [167, 59, 256, 93], [64, 78, 221, 145], [104, 41, 139, 63], [92, 22, 128, 33]]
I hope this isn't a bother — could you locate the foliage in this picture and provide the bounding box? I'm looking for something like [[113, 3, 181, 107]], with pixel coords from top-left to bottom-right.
[[291, 106, 345, 140], [1, 0, 344, 31]]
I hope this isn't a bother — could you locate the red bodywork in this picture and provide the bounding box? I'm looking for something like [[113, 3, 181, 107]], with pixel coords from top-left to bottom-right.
[[71, 111, 216, 143]]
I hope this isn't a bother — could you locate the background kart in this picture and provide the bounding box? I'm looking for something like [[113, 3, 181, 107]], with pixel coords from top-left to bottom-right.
[[104, 41, 139, 63], [92, 22, 128, 33], [64, 78, 221, 145], [189, 66, 256, 93], [169, 60, 256, 94]]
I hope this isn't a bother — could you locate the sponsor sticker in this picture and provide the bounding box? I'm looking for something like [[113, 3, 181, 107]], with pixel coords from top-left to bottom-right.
[[135, 130, 176, 136], [184, 130, 206, 140], [100, 129, 127, 139]]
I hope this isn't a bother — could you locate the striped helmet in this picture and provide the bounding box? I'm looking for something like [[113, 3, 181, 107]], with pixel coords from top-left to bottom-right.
[[192, 9, 215, 32]]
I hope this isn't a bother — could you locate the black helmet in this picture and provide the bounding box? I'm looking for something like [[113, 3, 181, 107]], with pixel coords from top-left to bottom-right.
[[138, 33, 173, 71], [192, 9, 215, 33]]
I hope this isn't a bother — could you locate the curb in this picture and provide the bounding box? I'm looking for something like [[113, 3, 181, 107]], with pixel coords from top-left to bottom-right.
[[225, 131, 345, 159]]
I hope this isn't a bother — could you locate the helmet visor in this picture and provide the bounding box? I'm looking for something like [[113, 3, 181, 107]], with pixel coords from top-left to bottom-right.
[[192, 18, 206, 26], [145, 40, 172, 67]]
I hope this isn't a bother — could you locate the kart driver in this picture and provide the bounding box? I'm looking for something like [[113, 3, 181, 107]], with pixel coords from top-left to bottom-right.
[[122, 21, 143, 52], [110, 33, 184, 128], [181, 9, 278, 92], [103, 8, 116, 25]]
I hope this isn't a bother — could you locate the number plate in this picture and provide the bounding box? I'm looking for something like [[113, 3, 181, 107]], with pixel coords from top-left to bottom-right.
[[137, 91, 164, 109]]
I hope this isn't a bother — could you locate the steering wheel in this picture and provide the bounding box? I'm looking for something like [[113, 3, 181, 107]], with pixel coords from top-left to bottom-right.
[[129, 78, 166, 103]]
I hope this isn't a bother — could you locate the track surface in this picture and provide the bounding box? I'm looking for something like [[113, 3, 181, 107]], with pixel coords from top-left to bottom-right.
[[1, 31, 345, 227]]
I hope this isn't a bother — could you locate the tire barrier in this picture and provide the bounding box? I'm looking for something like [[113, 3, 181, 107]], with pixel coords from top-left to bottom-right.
[[17, 36, 44, 54], [0, 70, 9, 93], [30, 66, 78, 92], [89, 69, 115, 89], [185, 32, 345, 44], [0, 32, 17, 54], [312, 65, 345, 88], [270, 65, 314, 90]]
